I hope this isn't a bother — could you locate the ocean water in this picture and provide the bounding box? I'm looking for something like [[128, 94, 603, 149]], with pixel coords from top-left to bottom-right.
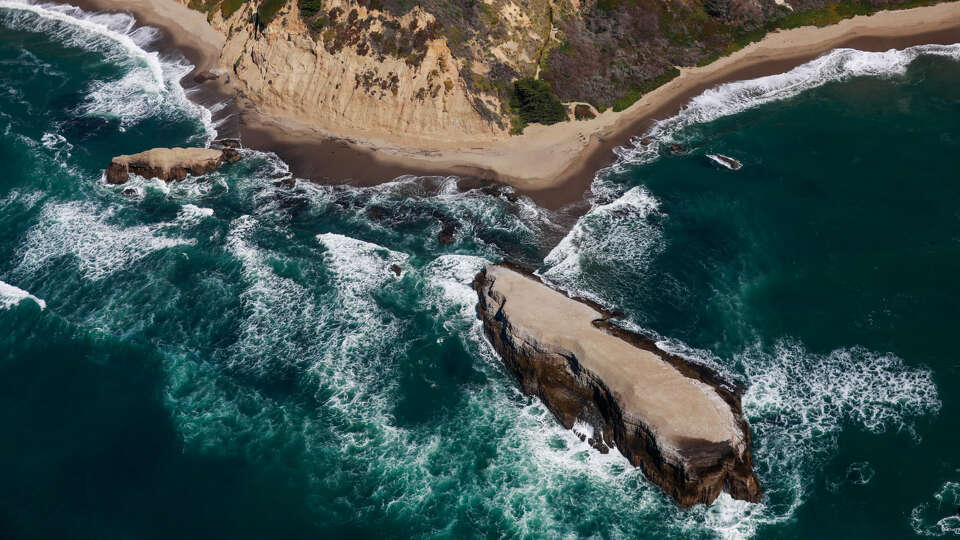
[[1, 2, 958, 538]]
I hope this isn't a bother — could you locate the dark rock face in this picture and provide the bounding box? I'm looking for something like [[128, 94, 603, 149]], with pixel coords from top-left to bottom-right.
[[105, 147, 236, 184], [473, 264, 762, 508], [437, 222, 458, 245], [192, 71, 220, 83], [212, 138, 243, 165]]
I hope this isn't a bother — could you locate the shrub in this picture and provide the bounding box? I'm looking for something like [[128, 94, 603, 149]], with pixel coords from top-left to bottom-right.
[[510, 77, 567, 126], [611, 67, 681, 112], [299, 0, 324, 17], [257, 0, 287, 24], [574, 104, 595, 120], [220, 0, 245, 18], [510, 115, 527, 135]]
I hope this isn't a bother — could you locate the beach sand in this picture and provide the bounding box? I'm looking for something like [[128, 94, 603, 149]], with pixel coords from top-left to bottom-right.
[[65, 0, 960, 208]]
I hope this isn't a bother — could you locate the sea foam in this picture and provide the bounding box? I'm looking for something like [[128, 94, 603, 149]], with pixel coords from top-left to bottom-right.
[[532, 44, 955, 538], [608, 44, 960, 183], [911, 481, 960, 536], [0, 280, 45, 310], [13, 201, 194, 281], [0, 0, 214, 137], [540, 185, 663, 306]]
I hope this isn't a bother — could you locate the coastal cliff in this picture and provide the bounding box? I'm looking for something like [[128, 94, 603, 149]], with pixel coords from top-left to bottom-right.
[[102, 0, 960, 202], [474, 264, 762, 506], [179, 0, 951, 143], [187, 0, 507, 143]]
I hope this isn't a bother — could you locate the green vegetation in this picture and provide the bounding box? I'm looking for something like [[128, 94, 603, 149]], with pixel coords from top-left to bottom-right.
[[220, 0, 245, 18], [480, 2, 498, 24], [509, 115, 527, 135], [595, 0, 622, 13], [574, 104, 595, 120], [299, 0, 325, 17], [510, 77, 567, 128], [700, 0, 942, 65], [257, 0, 287, 24], [611, 67, 680, 112], [183, 0, 947, 131]]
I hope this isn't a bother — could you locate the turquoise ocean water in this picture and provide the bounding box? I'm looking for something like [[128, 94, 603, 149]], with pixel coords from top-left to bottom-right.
[[1, 2, 958, 538]]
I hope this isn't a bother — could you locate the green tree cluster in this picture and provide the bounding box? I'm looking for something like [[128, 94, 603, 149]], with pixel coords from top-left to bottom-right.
[[510, 77, 567, 128]]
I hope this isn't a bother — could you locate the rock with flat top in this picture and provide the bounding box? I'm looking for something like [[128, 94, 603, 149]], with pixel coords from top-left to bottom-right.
[[105, 147, 232, 184], [474, 264, 762, 507]]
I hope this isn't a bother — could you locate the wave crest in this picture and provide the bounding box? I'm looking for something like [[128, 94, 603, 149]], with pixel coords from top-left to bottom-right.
[[0, 279, 45, 310], [0, 0, 214, 135]]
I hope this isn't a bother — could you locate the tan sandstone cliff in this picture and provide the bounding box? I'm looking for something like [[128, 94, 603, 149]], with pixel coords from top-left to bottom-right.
[[192, 0, 508, 144]]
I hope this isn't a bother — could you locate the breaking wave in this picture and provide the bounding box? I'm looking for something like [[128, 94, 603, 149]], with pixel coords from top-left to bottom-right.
[[13, 200, 194, 281], [540, 186, 663, 306], [594, 43, 960, 200], [0, 279, 45, 310], [2, 7, 954, 536], [532, 44, 952, 539], [0, 0, 213, 136]]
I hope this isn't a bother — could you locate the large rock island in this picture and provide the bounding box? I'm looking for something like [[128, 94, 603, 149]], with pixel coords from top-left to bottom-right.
[[474, 264, 762, 507]]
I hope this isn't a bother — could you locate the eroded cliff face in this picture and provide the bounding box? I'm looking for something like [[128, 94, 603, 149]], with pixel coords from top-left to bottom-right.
[[193, 0, 508, 143], [182, 0, 938, 138], [474, 264, 762, 507]]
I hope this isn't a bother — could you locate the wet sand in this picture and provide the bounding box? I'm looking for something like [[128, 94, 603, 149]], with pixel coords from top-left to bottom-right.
[[59, 0, 960, 209]]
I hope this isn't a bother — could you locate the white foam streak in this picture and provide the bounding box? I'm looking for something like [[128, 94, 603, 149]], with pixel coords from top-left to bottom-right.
[[613, 44, 960, 170], [317, 232, 409, 305], [0, 1, 162, 84], [0, 280, 45, 310], [421, 254, 489, 321], [0, 0, 214, 136], [541, 186, 662, 304], [13, 201, 194, 281], [176, 203, 213, 222], [911, 481, 960, 536]]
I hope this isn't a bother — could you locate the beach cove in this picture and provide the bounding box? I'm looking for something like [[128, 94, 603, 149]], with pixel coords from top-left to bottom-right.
[[62, 0, 960, 207]]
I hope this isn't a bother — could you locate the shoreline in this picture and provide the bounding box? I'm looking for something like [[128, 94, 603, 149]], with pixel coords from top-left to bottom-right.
[[55, 0, 960, 208]]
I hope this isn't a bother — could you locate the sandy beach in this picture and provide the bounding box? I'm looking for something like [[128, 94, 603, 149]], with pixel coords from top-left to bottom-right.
[[65, 0, 960, 208]]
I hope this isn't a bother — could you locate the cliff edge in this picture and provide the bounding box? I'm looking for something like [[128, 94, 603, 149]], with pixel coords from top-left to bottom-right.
[[474, 264, 762, 507]]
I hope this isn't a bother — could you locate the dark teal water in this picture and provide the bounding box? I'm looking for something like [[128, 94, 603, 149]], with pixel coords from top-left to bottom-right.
[[1, 3, 958, 538]]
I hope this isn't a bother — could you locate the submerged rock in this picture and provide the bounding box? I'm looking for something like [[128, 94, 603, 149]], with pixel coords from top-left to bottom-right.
[[473, 264, 762, 507], [105, 147, 238, 184], [437, 222, 458, 245]]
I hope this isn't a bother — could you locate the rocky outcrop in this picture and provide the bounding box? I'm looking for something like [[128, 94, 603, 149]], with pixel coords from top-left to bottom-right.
[[474, 264, 762, 507], [105, 147, 239, 184]]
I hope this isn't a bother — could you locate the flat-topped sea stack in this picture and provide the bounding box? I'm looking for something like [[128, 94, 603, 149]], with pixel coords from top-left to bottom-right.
[[105, 147, 240, 184], [474, 264, 762, 507]]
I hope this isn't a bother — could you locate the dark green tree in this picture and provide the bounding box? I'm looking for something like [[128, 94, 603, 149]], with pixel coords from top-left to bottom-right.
[[510, 78, 567, 126]]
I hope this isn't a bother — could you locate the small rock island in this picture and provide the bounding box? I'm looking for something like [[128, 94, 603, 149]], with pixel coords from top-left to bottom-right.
[[474, 264, 762, 507], [105, 146, 240, 184]]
